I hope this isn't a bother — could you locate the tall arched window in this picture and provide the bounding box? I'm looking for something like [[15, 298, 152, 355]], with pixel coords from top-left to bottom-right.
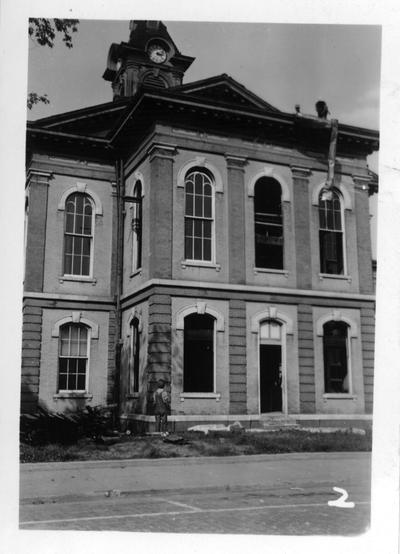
[[64, 193, 93, 276], [319, 189, 345, 274], [58, 323, 89, 391], [254, 177, 283, 269], [259, 320, 283, 412], [129, 318, 140, 394], [184, 169, 213, 262], [323, 321, 350, 393], [184, 313, 215, 392], [131, 181, 142, 272]]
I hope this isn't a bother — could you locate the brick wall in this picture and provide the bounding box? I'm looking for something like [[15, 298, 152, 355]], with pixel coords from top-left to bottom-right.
[[229, 299, 247, 414], [21, 302, 43, 413], [297, 303, 316, 413]]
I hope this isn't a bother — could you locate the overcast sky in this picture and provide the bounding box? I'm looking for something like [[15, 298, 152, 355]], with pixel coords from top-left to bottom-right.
[[28, 20, 381, 131], [27, 20, 380, 254]]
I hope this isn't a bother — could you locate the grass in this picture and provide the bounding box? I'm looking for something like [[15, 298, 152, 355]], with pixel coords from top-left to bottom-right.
[[20, 428, 372, 464]]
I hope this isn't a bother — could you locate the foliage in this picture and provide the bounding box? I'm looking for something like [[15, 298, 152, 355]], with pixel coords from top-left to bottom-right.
[[27, 93, 50, 110], [20, 405, 113, 446], [28, 18, 79, 49], [27, 18, 79, 109], [20, 427, 372, 463]]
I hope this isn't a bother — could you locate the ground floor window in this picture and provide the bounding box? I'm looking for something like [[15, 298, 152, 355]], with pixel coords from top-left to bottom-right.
[[58, 323, 89, 391], [129, 318, 140, 394], [183, 313, 214, 392], [323, 320, 349, 393]]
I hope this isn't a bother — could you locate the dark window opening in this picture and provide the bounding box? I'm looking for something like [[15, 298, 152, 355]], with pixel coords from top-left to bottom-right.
[[130, 319, 140, 394], [132, 181, 142, 271], [323, 321, 349, 393], [183, 313, 214, 393], [254, 177, 283, 269]]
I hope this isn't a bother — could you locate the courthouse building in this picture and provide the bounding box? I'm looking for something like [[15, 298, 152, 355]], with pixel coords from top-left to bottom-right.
[[22, 20, 379, 430]]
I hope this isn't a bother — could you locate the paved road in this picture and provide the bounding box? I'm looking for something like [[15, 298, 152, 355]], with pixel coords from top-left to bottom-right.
[[20, 452, 371, 535]]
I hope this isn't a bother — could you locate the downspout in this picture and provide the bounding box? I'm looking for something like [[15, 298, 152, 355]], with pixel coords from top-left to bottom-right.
[[114, 158, 125, 425]]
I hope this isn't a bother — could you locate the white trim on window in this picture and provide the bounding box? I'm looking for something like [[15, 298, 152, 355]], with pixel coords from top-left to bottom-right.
[[52, 313, 99, 339], [175, 303, 225, 331], [58, 183, 103, 215], [316, 310, 358, 338], [312, 181, 352, 210], [247, 166, 291, 202], [250, 307, 294, 335], [177, 158, 223, 192]]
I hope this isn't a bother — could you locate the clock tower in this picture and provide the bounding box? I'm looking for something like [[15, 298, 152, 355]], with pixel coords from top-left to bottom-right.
[[103, 20, 195, 100]]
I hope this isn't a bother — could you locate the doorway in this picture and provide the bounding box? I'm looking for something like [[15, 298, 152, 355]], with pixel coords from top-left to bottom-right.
[[259, 344, 282, 413]]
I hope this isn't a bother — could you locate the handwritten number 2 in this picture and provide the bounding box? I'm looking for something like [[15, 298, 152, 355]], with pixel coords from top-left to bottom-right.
[[328, 487, 355, 508]]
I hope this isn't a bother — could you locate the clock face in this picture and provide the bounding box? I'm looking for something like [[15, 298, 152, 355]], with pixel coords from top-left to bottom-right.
[[148, 44, 167, 64]]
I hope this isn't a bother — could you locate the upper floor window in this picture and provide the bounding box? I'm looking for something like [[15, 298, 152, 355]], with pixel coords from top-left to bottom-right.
[[254, 178, 283, 269], [58, 323, 89, 392], [131, 181, 142, 272], [319, 189, 344, 275], [184, 169, 214, 262], [64, 193, 93, 276], [323, 321, 350, 393]]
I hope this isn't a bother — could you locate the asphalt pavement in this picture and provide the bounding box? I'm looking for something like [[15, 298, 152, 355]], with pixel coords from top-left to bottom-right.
[[20, 452, 371, 534]]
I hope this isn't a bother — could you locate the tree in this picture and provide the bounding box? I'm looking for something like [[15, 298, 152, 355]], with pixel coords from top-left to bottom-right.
[[28, 18, 79, 110]]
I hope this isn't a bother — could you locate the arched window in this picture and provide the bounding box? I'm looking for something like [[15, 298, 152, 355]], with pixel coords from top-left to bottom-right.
[[323, 321, 350, 393], [184, 313, 215, 392], [184, 169, 214, 262], [319, 189, 345, 274], [129, 318, 140, 394], [64, 193, 94, 276], [58, 323, 89, 392], [131, 181, 142, 272], [254, 177, 283, 269]]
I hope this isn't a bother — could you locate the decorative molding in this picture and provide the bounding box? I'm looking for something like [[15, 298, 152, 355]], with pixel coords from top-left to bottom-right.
[[175, 304, 225, 331], [290, 166, 312, 179], [130, 171, 145, 197], [177, 158, 224, 192], [247, 166, 291, 201], [51, 315, 99, 338], [119, 278, 376, 303], [316, 311, 358, 337], [148, 142, 178, 161], [58, 185, 103, 215], [312, 182, 352, 210], [225, 154, 248, 171], [352, 174, 371, 193], [127, 307, 143, 333], [250, 307, 294, 334]]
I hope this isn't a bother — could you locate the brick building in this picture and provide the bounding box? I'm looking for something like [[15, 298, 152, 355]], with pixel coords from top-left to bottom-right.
[[22, 20, 379, 430]]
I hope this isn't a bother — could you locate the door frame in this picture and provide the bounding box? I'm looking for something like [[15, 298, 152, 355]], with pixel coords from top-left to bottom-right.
[[257, 319, 288, 415]]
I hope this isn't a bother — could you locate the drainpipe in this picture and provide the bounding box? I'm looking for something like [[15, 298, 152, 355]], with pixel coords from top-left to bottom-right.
[[114, 158, 125, 426]]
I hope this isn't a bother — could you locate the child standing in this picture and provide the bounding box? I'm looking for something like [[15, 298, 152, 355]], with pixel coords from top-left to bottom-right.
[[153, 379, 170, 436]]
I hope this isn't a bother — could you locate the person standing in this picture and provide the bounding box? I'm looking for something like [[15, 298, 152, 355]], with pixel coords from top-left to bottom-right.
[[153, 379, 170, 436]]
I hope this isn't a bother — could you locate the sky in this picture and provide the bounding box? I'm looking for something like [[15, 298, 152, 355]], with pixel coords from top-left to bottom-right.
[[28, 21, 381, 133], [27, 19, 381, 254]]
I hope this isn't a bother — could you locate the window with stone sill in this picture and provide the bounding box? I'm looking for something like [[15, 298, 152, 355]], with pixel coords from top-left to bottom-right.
[[183, 313, 215, 393], [58, 323, 89, 392], [63, 192, 94, 277], [323, 320, 351, 394], [319, 189, 345, 275], [184, 169, 214, 262], [254, 177, 283, 270]]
